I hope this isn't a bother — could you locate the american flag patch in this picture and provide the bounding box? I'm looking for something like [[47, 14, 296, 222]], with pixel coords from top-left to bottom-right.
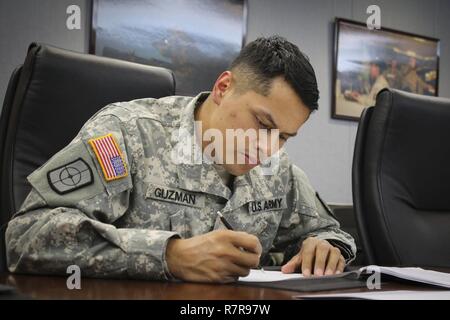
[[88, 134, 128, 181]]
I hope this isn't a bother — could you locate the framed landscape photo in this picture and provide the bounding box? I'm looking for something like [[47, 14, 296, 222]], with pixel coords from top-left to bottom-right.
[[90, 0, 247, 96], [332, 18, 440, 121]]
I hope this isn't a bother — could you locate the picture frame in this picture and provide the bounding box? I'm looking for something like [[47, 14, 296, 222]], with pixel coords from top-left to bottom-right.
[[332, 18, 440, 121], [89, 0, 247, 96]]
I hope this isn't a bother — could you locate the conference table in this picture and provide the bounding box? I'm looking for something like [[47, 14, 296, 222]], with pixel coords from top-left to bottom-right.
[[0, 269, 444, 300]]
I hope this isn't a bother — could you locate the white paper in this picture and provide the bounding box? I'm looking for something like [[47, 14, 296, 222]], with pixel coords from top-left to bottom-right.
[[361, 265, 450, 289], [238, 269, 304, 282], [297, 290, 450, 300]]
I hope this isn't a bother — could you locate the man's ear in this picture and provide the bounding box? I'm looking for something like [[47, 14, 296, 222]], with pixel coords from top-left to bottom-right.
[[212, 71, 233, 105]]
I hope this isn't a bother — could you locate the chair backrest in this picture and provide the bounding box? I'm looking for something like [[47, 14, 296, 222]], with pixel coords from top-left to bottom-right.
[[0, 43, 175, 271], [352, 88, 450, 267]]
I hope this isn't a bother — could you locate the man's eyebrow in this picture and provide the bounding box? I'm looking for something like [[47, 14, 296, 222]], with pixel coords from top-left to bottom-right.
[[258, 109, 298, 137]]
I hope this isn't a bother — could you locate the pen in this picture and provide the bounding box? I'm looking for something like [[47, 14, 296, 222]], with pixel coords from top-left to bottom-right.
[[216, 211, 265, 272], [217, 211, 234, 230]]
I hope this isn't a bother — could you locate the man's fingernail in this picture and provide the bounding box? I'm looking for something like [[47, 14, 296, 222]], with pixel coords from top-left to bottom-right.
[[315, 268, 323, 275], [336, 270, 342, 274], [303, 269, 310, 276], [325, 269, 333, 275]]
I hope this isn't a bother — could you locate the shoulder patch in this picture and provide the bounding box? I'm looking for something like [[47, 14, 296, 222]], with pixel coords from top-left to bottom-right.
[[27, 141, 106, 206], [47, 158, 93, 194], [88, 134, 128, 182]]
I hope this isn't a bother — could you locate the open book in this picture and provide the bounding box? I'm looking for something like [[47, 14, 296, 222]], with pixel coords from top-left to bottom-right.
[[355, 266, 450, 289], [297, 290, 450, 300], [238, 265, 450, 292], [238, 267, 366, 292]]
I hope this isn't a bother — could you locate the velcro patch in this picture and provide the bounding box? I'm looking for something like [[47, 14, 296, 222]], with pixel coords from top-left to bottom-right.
[[88, 133, 128, 181], [146, 184, 205, 208], [249, 196, 287, 214], [47, 158, 93, 194]]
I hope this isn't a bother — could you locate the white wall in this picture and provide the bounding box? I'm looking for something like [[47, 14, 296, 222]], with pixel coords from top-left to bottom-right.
[[1, 0, 449, 203], [0, 0, 89, 105]]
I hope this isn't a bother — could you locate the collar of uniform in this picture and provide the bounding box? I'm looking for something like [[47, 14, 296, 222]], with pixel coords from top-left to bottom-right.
[[175, 93, 290, 205], [176, 91, 232, 199], [177, 163, 232, 199]]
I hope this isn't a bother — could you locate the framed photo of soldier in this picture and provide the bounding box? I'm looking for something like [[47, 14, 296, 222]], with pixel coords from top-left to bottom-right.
[[332, 18, 440, 121]]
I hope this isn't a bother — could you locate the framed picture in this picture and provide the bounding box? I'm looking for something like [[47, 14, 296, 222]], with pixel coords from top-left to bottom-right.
[[332, 18, 440, 121], [90, 0, 247, 96]]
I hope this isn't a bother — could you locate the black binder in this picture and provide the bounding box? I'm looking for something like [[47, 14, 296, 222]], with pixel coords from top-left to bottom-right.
[[237, 267, 369, 292]]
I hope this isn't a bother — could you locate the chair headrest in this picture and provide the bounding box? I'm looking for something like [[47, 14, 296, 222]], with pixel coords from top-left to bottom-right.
[[3, 42, 176, 211], [367, 88, 450, 211]]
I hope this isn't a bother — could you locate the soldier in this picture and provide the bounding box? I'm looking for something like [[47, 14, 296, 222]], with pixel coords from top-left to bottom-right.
[[345, 59, 389, 108], [400, 56, 433, 95], [5, 36, 356, 283]]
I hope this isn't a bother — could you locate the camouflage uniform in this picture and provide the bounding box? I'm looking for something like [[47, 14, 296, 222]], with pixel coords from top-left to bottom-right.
[[5, 92, 356, 280]]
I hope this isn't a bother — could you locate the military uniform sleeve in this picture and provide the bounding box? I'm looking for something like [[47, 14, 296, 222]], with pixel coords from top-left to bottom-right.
[[5, 108, 179, 280], [272, 165, 356, 265]]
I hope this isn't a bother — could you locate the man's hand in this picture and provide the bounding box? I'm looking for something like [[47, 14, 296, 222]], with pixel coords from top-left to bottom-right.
[[166, 230, 262, 283], [344, 91, 360, 102], [281, 237, 345, 277]]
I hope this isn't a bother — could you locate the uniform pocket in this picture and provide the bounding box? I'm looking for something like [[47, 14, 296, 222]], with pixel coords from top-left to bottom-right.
[[212, 210, 269, 236], [297, 202, 318, 218], [245, 215, 269, 237], [213, 210, 276, 255], [278, 202, 316, 230], [143, 183, 210, 237]]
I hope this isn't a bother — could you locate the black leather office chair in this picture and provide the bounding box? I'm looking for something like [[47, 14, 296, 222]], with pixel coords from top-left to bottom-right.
[[0, 43, 176, 272], [352, 88, 450, 267]]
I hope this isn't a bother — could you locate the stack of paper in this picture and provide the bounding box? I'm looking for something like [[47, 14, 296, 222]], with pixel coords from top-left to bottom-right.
[[239, 269, 304, 282], [360, 266, 450, 289], [297, 290, 450, 300], [239, 266, 450, 289]]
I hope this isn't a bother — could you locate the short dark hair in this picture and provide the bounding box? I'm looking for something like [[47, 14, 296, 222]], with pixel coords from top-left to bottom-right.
[[229, 35, 319, 111]]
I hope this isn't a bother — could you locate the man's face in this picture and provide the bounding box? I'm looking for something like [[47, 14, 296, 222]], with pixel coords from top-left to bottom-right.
[[409, 57, 417, 69], [207, 74, 311, 176], [370, 64, 380, 79]]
